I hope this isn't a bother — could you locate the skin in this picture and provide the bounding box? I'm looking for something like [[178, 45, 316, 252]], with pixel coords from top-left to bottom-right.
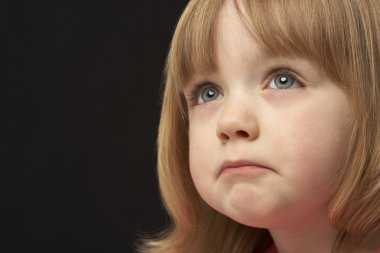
[[182, 1, 364, 252]]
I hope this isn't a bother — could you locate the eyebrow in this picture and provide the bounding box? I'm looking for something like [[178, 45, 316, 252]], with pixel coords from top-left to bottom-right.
[[182, 75, 209, 93]]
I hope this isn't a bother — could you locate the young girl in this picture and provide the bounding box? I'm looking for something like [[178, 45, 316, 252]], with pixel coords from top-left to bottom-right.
[[138, 0, 380, 252]]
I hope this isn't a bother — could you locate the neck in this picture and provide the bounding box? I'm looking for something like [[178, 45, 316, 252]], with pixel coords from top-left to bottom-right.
[[268, 212, 337, 253], [270, 220, 337, 253], [270, 225, 336, 253]]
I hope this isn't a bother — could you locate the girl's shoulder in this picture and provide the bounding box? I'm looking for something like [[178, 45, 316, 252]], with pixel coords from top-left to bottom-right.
[[255, 244, 277, 253], [263, 245, 277, 253]]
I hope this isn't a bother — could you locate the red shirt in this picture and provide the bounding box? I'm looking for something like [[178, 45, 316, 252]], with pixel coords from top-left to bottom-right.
[[262, 245, 380, 253]]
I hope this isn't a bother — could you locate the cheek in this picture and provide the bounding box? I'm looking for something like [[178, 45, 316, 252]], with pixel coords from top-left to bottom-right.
[[188, 119, 217, 199], [271, 103, 351, 186], [188, 108, 220, 171]]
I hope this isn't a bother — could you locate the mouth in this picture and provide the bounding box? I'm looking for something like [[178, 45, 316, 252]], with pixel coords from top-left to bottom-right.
[[219, 160, 272, 176]]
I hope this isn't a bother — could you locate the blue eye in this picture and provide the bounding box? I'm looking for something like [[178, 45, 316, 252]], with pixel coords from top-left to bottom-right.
[[197, 85, 223, 104], [268, 71, 301, 89]]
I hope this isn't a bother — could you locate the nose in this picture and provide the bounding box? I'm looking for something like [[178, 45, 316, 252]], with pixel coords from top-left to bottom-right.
[[216, 99, 259, 143]]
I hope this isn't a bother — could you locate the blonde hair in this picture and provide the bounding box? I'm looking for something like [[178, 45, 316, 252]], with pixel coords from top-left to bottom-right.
[[137, 0, 380, 252]]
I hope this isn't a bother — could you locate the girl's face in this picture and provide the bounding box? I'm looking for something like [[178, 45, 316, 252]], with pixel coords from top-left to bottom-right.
[[184, 2, 352, 232]]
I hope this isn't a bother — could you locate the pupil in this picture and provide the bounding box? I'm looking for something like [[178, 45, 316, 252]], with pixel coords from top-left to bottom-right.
[[207, 90, 215, 97], [280, 76, 288, 84]]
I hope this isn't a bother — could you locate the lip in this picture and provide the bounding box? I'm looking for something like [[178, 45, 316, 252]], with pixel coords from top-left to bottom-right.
[[219, 160, 271, 176]]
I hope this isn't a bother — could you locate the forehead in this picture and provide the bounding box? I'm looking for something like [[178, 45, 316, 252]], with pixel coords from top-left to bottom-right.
[[215, 1, 268, 71]]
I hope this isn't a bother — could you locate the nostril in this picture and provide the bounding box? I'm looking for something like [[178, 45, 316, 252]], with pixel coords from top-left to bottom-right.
[[236, 130, 249, 138], [220, 133, 230, 141]]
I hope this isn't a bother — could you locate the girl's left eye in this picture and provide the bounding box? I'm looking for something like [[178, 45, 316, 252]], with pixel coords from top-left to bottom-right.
[[267, 71, 302, 89], [196, 84, 223, 104], [187, 83, 223, 106]]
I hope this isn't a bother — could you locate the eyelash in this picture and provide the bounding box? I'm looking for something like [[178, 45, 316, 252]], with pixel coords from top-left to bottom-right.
[[269, 67, 292, 79], [186, 67, 303, 106]]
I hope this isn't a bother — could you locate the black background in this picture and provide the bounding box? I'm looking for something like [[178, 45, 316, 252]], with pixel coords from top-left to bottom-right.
[[5, 1, 188, 252]]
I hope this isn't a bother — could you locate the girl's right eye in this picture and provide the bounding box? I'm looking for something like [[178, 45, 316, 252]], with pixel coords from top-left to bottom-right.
[[189, 83, 223, 105]]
